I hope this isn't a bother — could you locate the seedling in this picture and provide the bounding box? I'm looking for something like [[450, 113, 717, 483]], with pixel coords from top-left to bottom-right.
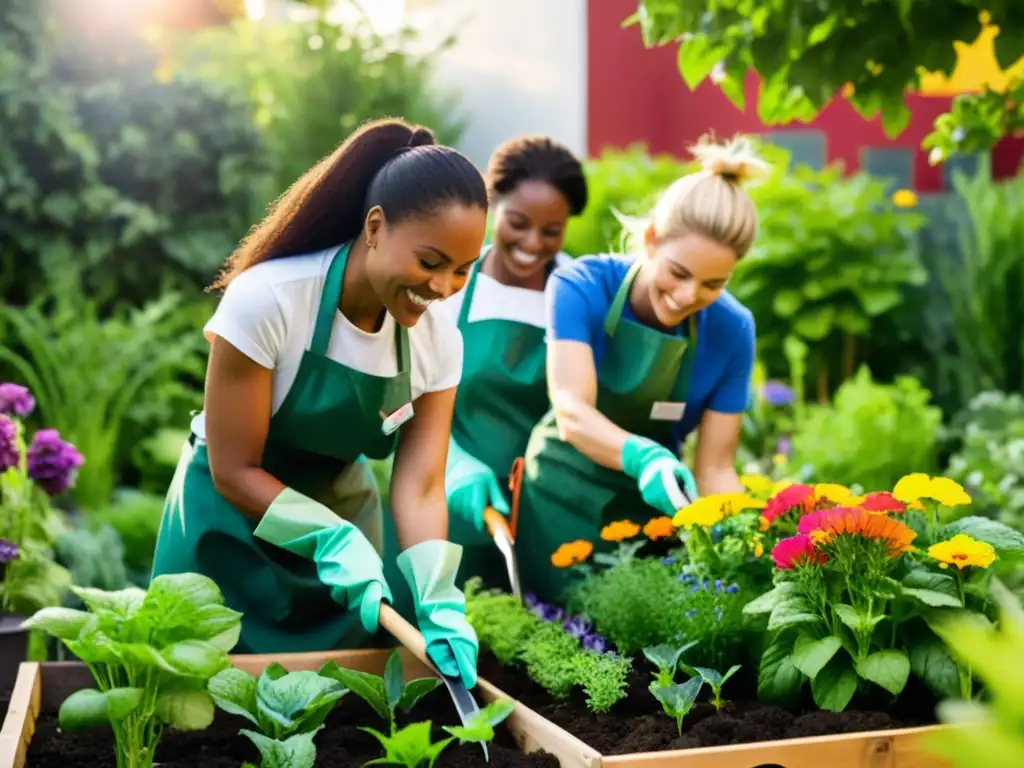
[[642, 641, 696, 692], [362, 698, 516, 768], [683, 664, 742, 710], [652, 676, 703, 735], [318, 649, 441, 734], [208, 661, 348, 768]]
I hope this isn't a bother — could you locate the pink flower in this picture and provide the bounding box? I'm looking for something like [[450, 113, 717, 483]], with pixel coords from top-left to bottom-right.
[[771, 534, 826, 570], [859, 492, 906, 514], [798, 507, 853, 534], [761, 483, 814, 526]]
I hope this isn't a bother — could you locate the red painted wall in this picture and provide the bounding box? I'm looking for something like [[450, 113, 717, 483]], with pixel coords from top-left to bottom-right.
[[587, 0, 1024, 190]]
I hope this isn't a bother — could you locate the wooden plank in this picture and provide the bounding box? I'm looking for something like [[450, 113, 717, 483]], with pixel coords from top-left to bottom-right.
[[600, 725, 952, 768], [0, 663, 42, 768]]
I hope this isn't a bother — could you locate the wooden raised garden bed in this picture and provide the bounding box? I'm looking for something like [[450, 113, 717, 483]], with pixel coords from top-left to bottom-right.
[[0, 648, 591, 768]]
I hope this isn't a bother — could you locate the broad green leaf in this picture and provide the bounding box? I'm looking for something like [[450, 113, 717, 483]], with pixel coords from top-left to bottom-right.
[[903, 569, 958, 598], [264, 662, 288, 681], [856, 649, 911, 696], [256, 669, 348, 739], [70, 586, 145, 621], [481, 697, 515, 727], [688, 666, 722, 687], [834, 604, 883, 634], [242, 728, 320, 768], [652, 676, 703, 716], [156, 690, 216, 731], [910, 637, 961, 699], [743, 582, 798, 615], [940, 517, 1024, 559], [190, 604, 243, 651], [811, 655, 858, 712], [397, 677, 441, 712], [208, 667, 259, 724], [791, 635, 843, 680], [768, 597, 820, 631], [677, 34, 724, 89], [901, 587, 963, 608], [139, 573, 225, 641], [58, 687, 144, 731], [318, 662, 388, 724], [362, 721, 441, 768], [21, 607, 92, 640], [64, 626, 121, 665], [113, 642, 181, 673], [384, 651, 404, 712], [642, 642, 695, 673], [757, 638, 802, 707], [162, 639, 231, 679]]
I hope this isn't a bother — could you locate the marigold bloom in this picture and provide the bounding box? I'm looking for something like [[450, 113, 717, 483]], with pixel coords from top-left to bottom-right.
[[893, 473, 971, 507], [772, 534, 826, 569], [761, 483, 814, 526], [551, 540, 593, 568], [892, 189, 918, 208], [642, 516, 675, 540], [813, 483, 855, 506], [859, 491, 907, 514], [928, 534, 996, 570], [801, 507, 916, 556], [740, 474, 774, 496], [673, 493, 764, 528], [600, 520, 640, 542]]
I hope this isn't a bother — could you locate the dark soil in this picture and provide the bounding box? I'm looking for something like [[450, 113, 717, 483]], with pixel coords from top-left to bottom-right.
[[26, 684, 559, 768], [478, 652, 939, 755]]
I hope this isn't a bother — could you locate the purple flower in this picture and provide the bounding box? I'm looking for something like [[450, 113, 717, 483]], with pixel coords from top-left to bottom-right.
[[581, 633, 606, 653], [0, 539, 18, 565], [762, 380, 795, 407], [725, 584, 740, 594], [562, 615, 591, 638], [541, 604, 564, 623], [776, 436, 792, 458], [0, 384, 35, 418], [27, 429, 84, 497], [0, 416, 18, 473]]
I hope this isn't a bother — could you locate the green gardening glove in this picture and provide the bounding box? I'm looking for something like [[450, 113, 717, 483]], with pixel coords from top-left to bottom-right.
[[254, 488, 393, 634], [445, 437, 510, 546], [621, 435, 699, 516], [397, 539, 479, 689]]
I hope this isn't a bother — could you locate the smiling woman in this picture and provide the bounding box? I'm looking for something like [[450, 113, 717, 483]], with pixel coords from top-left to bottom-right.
[[150, 118, 488, 690], [513, 134, 767, 603]]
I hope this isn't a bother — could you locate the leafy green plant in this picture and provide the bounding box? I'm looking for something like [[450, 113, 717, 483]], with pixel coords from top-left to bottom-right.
[[642, 642, 696, 691], [0, 288, 206, 510], [652, 676, 703, 735], [87, 489, 166, 583], [362, 698, 515, 768], [318, 650, 441, 734], [627, 0, 1024, 152], [55, 523, 130, 595], [789, 366, 942, 491], [465, 581, 631, 713], [24, 574, 242, 768], [683, 664, 742, 711], [207, 662, 348, 768]]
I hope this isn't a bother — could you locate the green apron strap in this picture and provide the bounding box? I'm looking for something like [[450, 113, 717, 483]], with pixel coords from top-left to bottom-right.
[[310, 242, 352, 356], [602, 259, 643, 338], [395, 320, 410, 376], [457, 256, 484, 326], [672, 315, 698, 400]]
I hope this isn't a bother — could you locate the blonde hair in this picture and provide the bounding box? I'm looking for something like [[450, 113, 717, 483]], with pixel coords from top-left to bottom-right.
[[624, 135, 768, 259]]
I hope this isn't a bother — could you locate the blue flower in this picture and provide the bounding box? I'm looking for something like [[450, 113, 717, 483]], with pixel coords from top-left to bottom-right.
[[725, 584, 740, 594], [562, 615, 591, 638], [541, 604, 564, 623], [662, 556, 677, 566], [762, 380, 795, 407], [713, 579, 723, 591], [582, 633, 607, 653]]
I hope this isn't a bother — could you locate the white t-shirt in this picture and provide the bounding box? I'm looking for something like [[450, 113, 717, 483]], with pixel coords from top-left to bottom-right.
[[441, 251, 573, 327], [190, 247, 463, 439]]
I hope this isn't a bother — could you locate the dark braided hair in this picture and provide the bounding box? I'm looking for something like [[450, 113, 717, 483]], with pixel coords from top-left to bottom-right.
[[211, 118, 487, 289], [486, 135, 587, 216]]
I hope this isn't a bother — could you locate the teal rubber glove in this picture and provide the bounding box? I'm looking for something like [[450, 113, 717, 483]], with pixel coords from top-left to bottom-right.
[[397, 539, 479, 689], [254, 487, 393, 634], [620, 435, 699, 516], [445, 437, 510, 546]]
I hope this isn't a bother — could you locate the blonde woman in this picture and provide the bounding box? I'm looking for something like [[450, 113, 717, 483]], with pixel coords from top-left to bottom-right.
[[515, 136, 764, 602]]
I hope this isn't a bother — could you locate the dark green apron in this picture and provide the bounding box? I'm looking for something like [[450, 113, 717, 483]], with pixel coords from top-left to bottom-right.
[[152, 242, 412, 653], [515, 258, 697, 602], [382, 248, 552, 617]]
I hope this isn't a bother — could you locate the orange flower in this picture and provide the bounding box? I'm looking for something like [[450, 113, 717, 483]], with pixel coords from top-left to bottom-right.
[[643, 516, 675, 540], [550, 540, 593, 568], [800, 507, 916, 556], [601, 520, 641, 542], [859, 491, 907, 515]]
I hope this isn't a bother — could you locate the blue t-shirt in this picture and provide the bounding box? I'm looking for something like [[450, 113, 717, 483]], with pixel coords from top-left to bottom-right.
[[546, 253, 755, 451]]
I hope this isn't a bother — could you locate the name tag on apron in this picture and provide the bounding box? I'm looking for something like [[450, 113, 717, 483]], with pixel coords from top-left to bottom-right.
[[650, 401, 686, 421], [381, 402, 415, 435]]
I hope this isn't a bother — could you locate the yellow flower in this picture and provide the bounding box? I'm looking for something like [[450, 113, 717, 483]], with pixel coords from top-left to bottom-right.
[[813, 483, 856, 506], [741, 474, 775, 496], [673, 493, 764, 529], [893, 473, 972, 507], [600, 520, 641, 542], [928, 534, 996, 570], [643, 516, 675, 540], [772, 453, 787, 466], [551, 540, 593, 568], [771, 480, 795, 495], [892, 189, 918, 208], [753, 538, 764, 558]]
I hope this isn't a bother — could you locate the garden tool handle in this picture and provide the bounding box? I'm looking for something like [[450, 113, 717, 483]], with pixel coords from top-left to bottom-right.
[[483, 506, 514, 542], [378, 603, 432, 671]]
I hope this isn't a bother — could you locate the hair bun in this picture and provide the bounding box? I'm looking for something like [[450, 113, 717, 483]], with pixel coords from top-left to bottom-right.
[[690, 135, 769, 184], [407, 127, 436, 148]]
